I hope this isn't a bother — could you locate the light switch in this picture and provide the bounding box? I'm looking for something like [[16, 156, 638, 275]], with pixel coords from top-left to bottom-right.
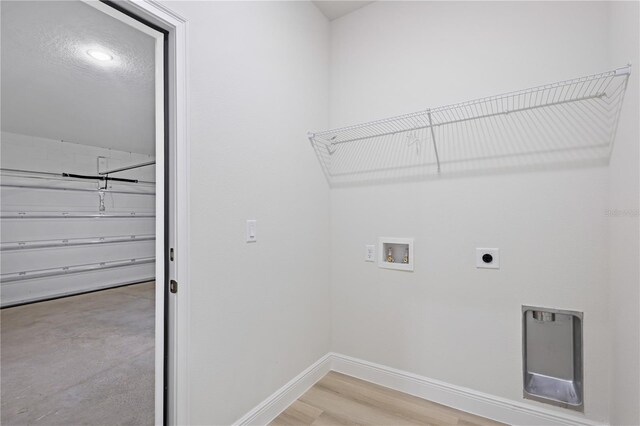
[[246, 220, 257, 243], [365, 245, 376, 262]]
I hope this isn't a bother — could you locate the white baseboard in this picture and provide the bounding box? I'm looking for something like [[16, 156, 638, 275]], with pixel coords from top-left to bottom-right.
[[233, 353, 333, 426], [234, 352, 606, 426], [330, 353, 605, 426]]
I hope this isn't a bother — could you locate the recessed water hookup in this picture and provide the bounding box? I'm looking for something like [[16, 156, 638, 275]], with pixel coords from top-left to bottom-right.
[[378, 237, 413, 271]]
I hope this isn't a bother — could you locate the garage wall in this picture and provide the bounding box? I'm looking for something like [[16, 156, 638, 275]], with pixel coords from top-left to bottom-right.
[[0, 131, 155, 306]]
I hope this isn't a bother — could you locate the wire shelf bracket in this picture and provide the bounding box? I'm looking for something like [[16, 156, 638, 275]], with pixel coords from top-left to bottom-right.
[[307, 65, 631, 186]]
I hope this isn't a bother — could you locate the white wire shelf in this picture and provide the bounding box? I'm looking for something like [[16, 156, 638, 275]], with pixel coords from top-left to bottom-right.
[[308, 66, 631, 186]]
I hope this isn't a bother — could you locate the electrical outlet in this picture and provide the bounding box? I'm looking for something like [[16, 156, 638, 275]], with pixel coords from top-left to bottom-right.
[[365, 245, 376, 262], [476, 248, 499, 269]]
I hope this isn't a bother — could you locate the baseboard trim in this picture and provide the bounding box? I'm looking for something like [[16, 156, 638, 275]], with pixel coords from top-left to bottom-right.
[[233, 353, 333, 426], [234, 352, 606, 426], [330, 353, 605, 426]]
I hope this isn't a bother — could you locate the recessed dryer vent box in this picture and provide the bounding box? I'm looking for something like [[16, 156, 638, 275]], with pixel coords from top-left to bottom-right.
[[378, 237, 413, 271], [522, 306, 584, 411]]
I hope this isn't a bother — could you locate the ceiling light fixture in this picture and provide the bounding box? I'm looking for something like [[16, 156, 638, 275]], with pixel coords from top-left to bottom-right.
[[87, 49, 113, 62]]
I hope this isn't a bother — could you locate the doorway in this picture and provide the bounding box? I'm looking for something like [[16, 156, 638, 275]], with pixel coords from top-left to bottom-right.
[[0, 1, 168, 424]]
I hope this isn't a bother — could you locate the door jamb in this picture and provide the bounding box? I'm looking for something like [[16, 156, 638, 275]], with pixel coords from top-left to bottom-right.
[[87, 2, 190, 425]]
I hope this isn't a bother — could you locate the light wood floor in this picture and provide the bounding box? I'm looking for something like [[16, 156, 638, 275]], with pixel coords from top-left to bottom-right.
[[270, 372, 506, 426]]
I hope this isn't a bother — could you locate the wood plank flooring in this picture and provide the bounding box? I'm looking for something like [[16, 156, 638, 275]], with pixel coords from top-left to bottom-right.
[[270, 372, 506, 426]]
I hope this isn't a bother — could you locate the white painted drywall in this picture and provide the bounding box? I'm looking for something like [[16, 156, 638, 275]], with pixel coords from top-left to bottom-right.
[[160, 2, 331, 424], [328, 2, 613, 422], [0, 132, 155, 305], [607, 3, 640, 425]]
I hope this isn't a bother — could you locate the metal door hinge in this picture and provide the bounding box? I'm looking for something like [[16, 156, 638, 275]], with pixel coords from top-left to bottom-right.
[[170, 279, 178, 293]]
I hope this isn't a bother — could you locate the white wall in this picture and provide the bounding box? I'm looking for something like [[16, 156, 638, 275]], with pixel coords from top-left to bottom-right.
[[329, 2, 613, 423], [1, 131, 155, 305], [607, 2, 640, 425], [162, 2, 331, 424]]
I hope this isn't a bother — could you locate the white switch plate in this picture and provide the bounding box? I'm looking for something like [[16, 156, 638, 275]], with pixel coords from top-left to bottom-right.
[[365, 245, 376, 262], [246, 220, 257, 243], [476, 248, 499, 269]]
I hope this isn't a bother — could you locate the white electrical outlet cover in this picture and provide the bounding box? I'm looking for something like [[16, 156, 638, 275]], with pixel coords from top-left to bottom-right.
[[476, 248, 499, 269], [365, 245, 376, 262]]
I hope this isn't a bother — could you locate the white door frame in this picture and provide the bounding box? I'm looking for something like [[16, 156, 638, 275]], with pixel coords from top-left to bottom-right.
[[127, 3, 190, 425], [84, 2, 190, 425]]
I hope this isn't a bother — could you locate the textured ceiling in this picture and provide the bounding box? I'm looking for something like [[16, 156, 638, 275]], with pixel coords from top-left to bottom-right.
[[1, 1, 156, 155], [312, 1, 374, 21]]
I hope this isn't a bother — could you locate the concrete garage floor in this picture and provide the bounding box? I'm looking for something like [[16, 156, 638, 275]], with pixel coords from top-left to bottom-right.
[[1, 281, 155, 425]]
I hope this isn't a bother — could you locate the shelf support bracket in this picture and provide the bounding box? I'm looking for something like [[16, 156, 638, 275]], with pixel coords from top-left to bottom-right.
[[307, 132, 315, 146], [427, 110, 441, 173]]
